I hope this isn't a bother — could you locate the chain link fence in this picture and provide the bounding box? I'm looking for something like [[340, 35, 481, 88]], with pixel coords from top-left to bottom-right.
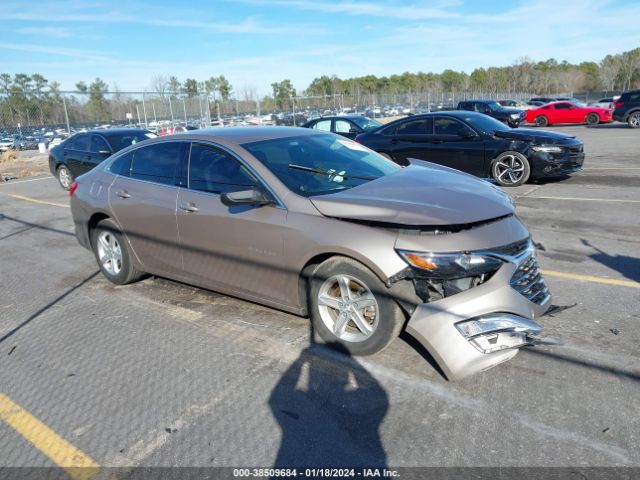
[[0, 89, 624, 142]]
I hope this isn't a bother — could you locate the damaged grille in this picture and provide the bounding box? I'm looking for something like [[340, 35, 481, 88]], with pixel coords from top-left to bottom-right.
[[510, 255, 549, 305]]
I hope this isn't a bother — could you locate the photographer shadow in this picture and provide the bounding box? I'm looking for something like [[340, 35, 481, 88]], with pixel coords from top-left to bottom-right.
[[269, 331, 389, 468]]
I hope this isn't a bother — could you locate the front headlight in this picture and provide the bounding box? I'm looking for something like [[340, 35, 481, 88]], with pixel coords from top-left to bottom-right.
[[396, 250, 504, 279], [510, 113, 520, 119], [531, 145, 562, 153]]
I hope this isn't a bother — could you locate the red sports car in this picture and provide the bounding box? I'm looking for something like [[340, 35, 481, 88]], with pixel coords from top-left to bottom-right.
[[526, 101, 612, 127]]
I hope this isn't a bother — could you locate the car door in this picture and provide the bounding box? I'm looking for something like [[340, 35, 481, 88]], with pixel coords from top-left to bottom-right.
[[86, 134, 113, 172], [107, 140, 188, 276], [176, 142, 289, 305], [334, 119, 361, 139], [64, 134, 90, 177], [424, 116, 486, 175], [552, 103, 575, 123], [384, 117, 433, 165]]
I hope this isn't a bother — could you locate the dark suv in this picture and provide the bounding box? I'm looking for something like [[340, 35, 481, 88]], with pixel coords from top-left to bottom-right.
[[457, 100, 525, 127], [613, 90, 640, 128]]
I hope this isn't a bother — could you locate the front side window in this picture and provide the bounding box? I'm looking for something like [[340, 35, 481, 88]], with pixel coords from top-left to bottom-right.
[[129, 141, 186, 186], [555, 103, 573, 110], [188, 144, 257, 194], [334, 120, 354, 133], [242, 133, 399, 197], [434, 117, 473, 136]]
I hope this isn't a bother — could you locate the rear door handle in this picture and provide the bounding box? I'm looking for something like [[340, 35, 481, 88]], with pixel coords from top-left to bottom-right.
[[179, 202, 199, 213], [431, 139, 443, 144], [116, 190, 131, 199]]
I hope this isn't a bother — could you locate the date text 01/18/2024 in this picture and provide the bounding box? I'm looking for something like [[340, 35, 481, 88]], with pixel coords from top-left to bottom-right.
[[232, 468, 400, 478]]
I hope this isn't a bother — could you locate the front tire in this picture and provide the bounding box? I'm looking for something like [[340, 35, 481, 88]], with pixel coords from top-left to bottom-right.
[[308, 257, 404, 356], [491, 151, 531, 187], [535, 115, 549, 127], [586, 113, 600, 125], [628, 112, 640, 128], [91, 219, 144, 285], [56, 165, 73, 190]]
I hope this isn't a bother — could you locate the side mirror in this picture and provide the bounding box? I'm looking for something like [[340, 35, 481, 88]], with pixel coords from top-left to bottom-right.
[[221, 188, 274, 207], [98, 149, 111, 156]]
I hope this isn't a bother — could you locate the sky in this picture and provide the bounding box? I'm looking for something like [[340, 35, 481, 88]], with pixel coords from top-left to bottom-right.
[[1, 0, 638, 96]]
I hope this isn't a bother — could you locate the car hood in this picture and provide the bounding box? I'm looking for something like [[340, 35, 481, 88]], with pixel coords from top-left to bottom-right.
[[498, 108, 524, 115], [493, 128, 576, 144], [310, 161, 514, 226]]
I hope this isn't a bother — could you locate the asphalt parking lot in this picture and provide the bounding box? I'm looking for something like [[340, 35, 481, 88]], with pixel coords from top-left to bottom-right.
[[0, 124, 639, 478]]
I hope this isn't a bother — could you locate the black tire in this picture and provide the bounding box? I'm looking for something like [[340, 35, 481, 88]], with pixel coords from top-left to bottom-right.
[[56, 164, 73, 190], [535, 115, 549, 127], [586, 113, 600, 125], [491, 151, 531, 187], [91, 219, 144, 285], [308, 256, 405, 356], [628, 112, 640, 128]]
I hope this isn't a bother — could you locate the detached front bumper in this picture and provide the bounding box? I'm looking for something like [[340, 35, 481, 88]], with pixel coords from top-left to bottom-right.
[[405, 253, 551, 380]]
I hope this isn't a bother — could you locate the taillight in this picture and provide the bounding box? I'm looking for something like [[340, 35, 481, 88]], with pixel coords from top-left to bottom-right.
[[614, 101, 624, 109], [69, 182, 79, 197]]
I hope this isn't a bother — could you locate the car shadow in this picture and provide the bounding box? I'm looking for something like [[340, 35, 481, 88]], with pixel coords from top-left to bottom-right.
[[268, 328, 388, 468], [585, 123, 629, 129], [580, 239, 640, 282]]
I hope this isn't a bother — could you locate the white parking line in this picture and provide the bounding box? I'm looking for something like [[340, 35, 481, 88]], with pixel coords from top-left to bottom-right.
[[516, 195, 640, 204], [582, 167, 640, 170], [0, 176, 52, 186]]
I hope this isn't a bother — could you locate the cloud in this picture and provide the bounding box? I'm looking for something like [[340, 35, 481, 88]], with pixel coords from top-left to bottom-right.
[[18, 27, 72, 38]]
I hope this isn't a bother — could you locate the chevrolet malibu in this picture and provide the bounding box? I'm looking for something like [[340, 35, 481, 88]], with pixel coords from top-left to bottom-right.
[[70, 127, 551, 379]]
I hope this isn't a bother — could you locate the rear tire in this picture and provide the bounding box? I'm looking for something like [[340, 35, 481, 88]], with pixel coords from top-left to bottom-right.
[[56, 165, 73, 190], [628, 112, 640, 128], [91, 219, 144, 285], [308, 256, 405, 356], [491, 151, 531, 187], [586, 113, 600, 125], [535, 115, 549, 127]]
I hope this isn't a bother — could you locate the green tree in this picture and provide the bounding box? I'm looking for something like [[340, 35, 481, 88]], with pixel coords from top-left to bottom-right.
[[271, 79, 296, 109], [183, 78, 199, 97], [88, 77, 109, 121], [75, 81, 88, 93]]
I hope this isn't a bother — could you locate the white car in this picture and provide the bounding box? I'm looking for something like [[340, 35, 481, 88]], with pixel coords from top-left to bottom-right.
[[0, 138, 15, 152], [588, 97, 617, 109]]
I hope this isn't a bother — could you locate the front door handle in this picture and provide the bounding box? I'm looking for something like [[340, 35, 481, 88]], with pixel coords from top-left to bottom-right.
[[116, 190, 131, 199], [431, 139, 443, 144], [179, 202, 199, 213]]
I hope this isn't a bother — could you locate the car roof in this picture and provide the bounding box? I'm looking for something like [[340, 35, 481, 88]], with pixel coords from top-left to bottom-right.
[[460, 99, 497, 102], [79, 128, 151, 136], [144, 126, 327, 147], [310, 115, 371, 121]]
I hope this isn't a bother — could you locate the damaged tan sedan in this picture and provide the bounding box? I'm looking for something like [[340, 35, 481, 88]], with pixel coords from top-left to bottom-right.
[[70, 127, 551, 379]]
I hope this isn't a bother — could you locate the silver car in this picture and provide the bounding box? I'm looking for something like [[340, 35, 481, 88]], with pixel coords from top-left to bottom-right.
[[69, 127, 551, 379]]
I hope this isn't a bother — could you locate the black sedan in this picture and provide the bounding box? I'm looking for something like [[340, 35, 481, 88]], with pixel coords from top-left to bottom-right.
[[354, 111, 585, 187], [301, 115, 382, 139], [457, 100, 526, 127], [49, 128, 155, 190]]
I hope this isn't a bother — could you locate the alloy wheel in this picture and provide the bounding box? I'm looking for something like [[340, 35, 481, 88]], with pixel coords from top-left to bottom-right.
[[317, 274, 379, 343], [58, 167, 71, 189], [97, 231, 123, 276], [494, 154, 526, 185], [629, 113, 640, 128]]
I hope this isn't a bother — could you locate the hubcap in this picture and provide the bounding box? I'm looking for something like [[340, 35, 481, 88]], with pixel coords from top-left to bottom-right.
[[495, 155, 525, 184], [630, 114, 640, 127], [97, 231, 123, 276], [317, 274, 379, 343], [59, 168, 71, 188]]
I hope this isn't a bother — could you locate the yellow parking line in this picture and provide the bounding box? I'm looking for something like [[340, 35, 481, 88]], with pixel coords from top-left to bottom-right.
[[0, 393, 100, 480], [6, 193, 69, 208], [541, 269, 640, 288]]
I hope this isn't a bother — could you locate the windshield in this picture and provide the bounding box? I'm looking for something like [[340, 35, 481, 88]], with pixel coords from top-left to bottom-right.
[[105, 131, 156, 151], [486, 101, 503, 111], [461, 114, 511, 134], [351, 117, 382, 131], [242, 133, 400, 197]]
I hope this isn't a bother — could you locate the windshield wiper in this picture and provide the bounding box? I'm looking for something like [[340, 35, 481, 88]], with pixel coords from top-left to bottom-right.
[[288, 164, 380, 181]]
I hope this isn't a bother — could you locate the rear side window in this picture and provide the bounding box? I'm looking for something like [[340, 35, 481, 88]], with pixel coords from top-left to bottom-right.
[[395, 118, 431, 134], [109, 151, 133, 176], [90, 135, 110, 153], [127, 142, 187, 186], [72, 134, 90, 151], [188, 143, 257, 194]]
